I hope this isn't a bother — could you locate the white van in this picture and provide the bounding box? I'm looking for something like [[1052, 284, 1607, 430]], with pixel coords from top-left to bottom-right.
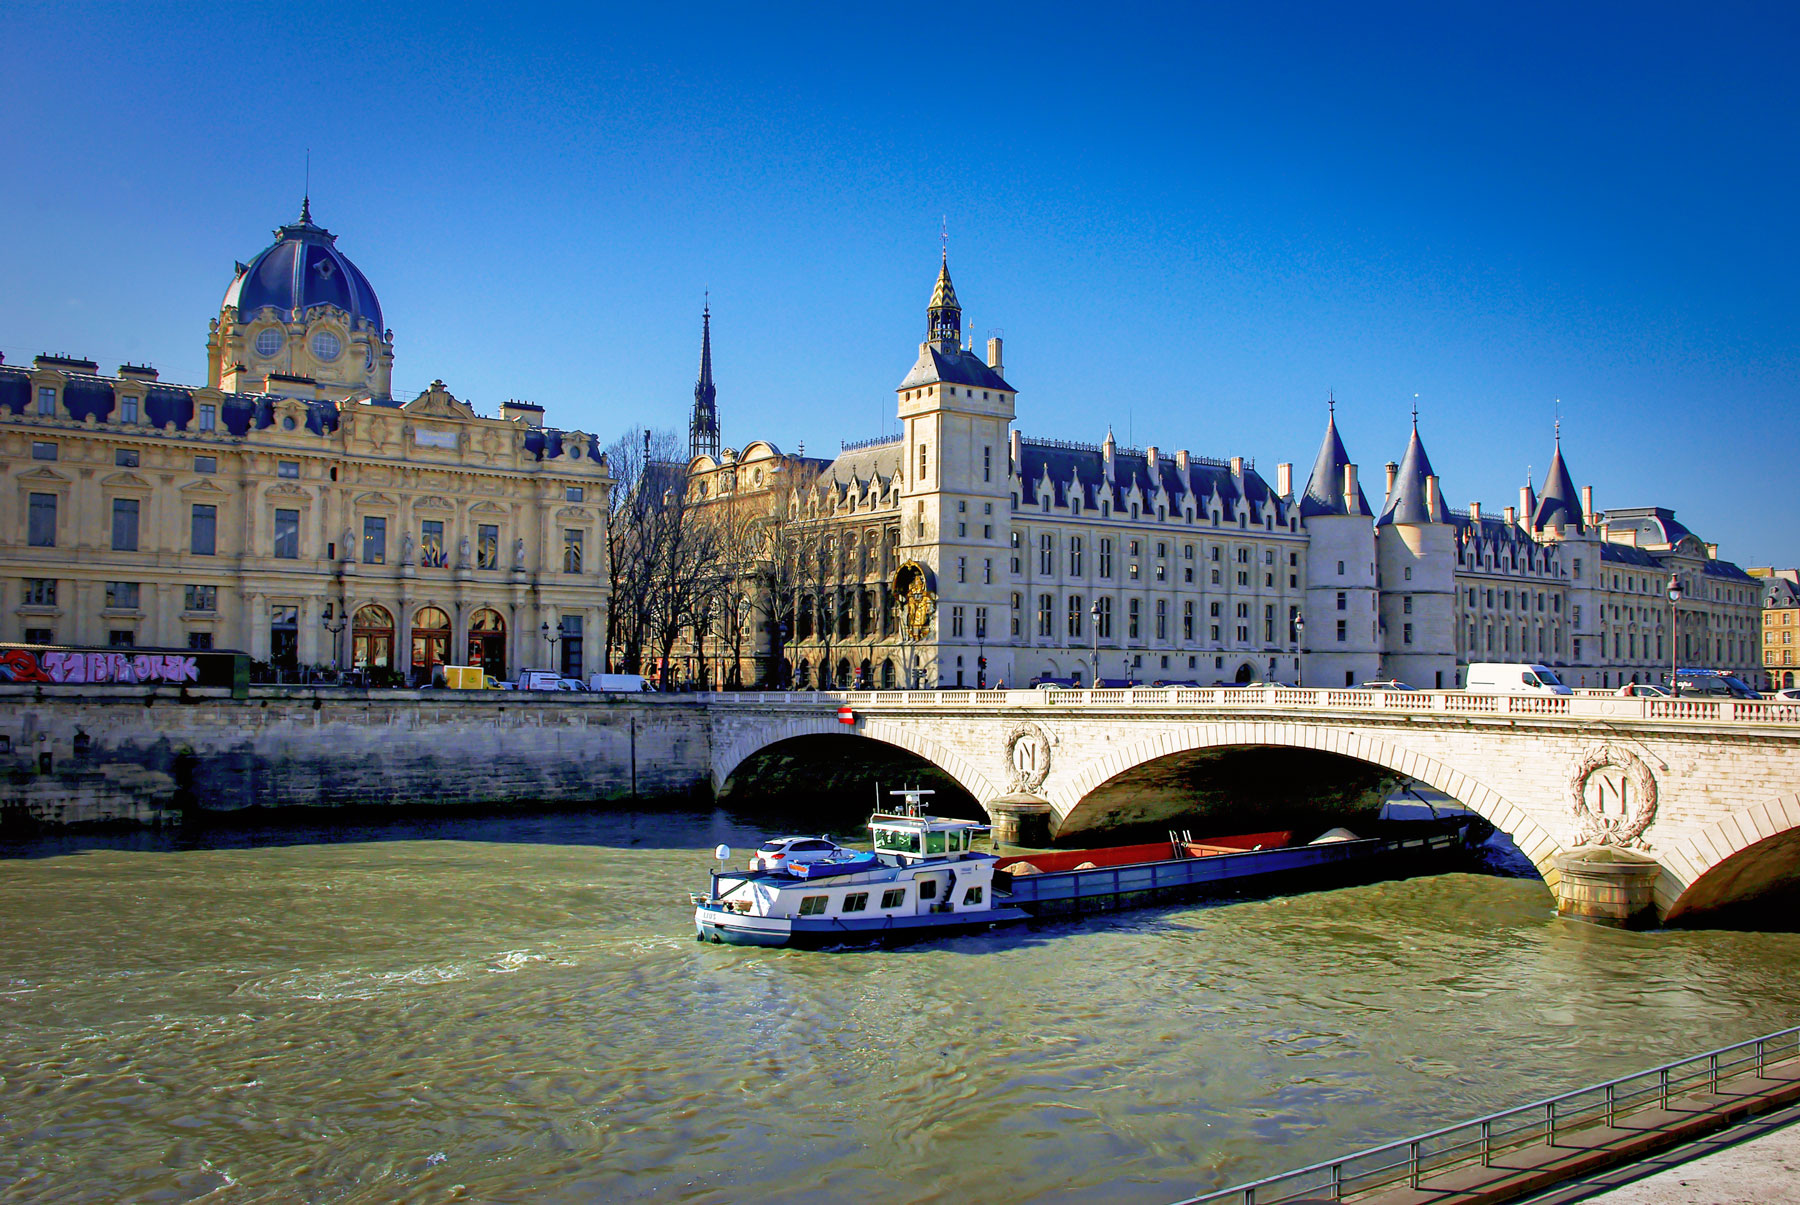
[[588, 673, 648, 693], [1464, 662, 1573, 695]]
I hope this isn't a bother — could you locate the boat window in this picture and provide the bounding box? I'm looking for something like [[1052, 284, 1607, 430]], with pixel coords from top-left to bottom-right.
[[926, 832, 948, 855], [879, 889, 907, 909], [962, 886, 984, 905], [874, 827, 921, 854], [918, 880, 938, 900], [842, 893, 868, 913], [798, 896, 829, 915]]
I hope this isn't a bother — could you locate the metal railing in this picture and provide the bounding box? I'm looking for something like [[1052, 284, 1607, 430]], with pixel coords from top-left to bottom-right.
[[1168, 1026, 1800, 1205], [696, 686, 1800, 727]]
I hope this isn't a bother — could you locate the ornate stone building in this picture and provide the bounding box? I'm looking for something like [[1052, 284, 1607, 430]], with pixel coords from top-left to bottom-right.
[[687, 253, 1760, 693], [1, 202, 611, 683], [1752, 568, 1800, 690]]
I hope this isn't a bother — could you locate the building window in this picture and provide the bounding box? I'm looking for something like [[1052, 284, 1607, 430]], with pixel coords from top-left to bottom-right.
[[276, 460, 300, 479], [983, 558, 992, 584], [28, 494, 57, 547], [1068, 595, 1083, 639], [1037, 594, 1054, 638], [1337, 560, 1345, 575], [1039, 533, 1054, 575], [1336, 619, 1347, 642], [1403, 596, 1413, 615], [185, 584, 217, 612], [22, 579, 56, 606], [478, 524, 499, 570], [111, 498, 140, 551], [983, 445, 992, 482], [1403, 622, 1413, 645], [36, 387, 56, 416], [191, 504, 217, 556], [1096, 596, 1113, 638], [1336, 591, 1347, 611], [975, 606, 988, 639], [1183, 600, 1194, 640], [951, 605, 965, 638], [30, 441, 57, 461], [115, 448, 139, 468], [565, 485, 584, 502], [1070, 536, 1083, 577], [273, 509, 300, 559], [420, 520, 446, 567], [362, 516, 387, 565], [1099, 539, 1113, 578], [188, 632, 214, 650], [194, 455, 216, 474], [105, 581, 140, 610], [270, 605, 299, 672], [1155, 598, 1167, 640], [919, 444, 928, 479], [560, 615, 584, 678], [198, 404, 216, 432], [562, 529, 584, 574], [1128, 597, 1141, 640], [109, 630, 136, 648], [1011, 591, 1022, 637], [957, 556, 967, 583]]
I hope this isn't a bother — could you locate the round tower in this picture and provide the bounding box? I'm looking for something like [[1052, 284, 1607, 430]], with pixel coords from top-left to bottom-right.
[[1298, 408, 1380, 688], [1375, 420, 1457, 688]]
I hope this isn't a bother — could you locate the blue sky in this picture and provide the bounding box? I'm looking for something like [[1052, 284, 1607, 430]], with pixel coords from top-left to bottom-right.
[[3, 3, 1795, 564]]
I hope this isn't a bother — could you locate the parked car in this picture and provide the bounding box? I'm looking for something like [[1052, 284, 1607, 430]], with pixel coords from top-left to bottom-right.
[[554, 678, 589, 691], [1360, 679, 1416, 691], [750, 837, 843, 871], [512, 669, 565, 692], [1464, 663, 1573, 695], [588, 673, 649, 692], [1774, 688, 1800, 702], [1672, 671, 1762, 700], [1614, 683, 1670, 698]]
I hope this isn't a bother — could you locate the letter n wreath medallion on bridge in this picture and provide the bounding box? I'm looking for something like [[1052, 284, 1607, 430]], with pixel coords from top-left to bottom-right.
[[1567, 743, 1659, 851], [1003, 723, 1052, 794]]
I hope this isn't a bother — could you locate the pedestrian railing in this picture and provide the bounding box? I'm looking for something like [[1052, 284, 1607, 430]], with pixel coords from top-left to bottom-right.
[[696, 686, 1800, 727], [1168, 1025, 1800, 1205]]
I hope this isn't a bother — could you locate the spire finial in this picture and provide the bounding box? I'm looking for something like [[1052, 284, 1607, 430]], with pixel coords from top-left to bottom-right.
[[301, 149, 312, 224], [1328, 389, 1336, 417], [1554, 398, 1561, 445], [1412, 392, 1419, 429], [941, 215, 948, 265]]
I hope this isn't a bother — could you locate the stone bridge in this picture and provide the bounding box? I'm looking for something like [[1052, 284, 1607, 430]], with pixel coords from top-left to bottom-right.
[[706, 686, 1800, 926]]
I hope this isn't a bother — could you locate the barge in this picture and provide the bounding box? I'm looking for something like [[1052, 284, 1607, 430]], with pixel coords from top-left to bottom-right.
[[692, 790, 1486, 948]]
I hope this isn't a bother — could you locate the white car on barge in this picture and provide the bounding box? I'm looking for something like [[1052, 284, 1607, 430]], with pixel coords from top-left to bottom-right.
[[693, 791, 1029, 947]]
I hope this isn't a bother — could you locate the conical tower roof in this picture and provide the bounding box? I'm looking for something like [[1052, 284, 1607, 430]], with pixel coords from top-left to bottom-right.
[[1300, 409, 1371, 518], [929, 255, 959, 311], [1376, 422, 1450, 526], [1531, 437, 1584, 532]]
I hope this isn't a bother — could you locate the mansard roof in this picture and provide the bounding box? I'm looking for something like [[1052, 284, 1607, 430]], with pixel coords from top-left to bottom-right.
[[1598, 542, 1663, 568], [820, 438, 903, 495], [1376, 424, 1451, 527], [1764, 578, 1800, 608], [1530, 441, 1584, 532], [0, 362, 340, 436], [1014, 437, 1283, 523], [1300, 412, 1372, 518], [898, 345, 1013, 392], [1600, 506, 1691, 550]]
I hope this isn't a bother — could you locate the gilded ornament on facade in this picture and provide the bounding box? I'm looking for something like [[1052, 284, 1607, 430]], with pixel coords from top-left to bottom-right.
[[1567, 743, 1659, 850], [1003, 722, 1053, 794], [893, 560, 936, 642]]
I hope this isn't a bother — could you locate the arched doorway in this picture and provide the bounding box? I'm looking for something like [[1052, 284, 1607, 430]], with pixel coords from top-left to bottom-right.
[[795, 659, 811, 688], [352, 605, 393, 679], [412, 606, 451, 685], [837, 658, 852, 689], [1234, 662, 1256, 684], [858, 658, 872, 689], [467, 608, 506, 680], [881, 658, 895, 689]]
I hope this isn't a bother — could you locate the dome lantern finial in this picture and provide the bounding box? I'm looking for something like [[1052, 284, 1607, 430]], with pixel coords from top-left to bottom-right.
[[926, 239, 961, 352]]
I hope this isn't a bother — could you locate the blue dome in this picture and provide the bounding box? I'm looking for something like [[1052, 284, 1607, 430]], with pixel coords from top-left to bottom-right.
[[222, 199, 384, 333]]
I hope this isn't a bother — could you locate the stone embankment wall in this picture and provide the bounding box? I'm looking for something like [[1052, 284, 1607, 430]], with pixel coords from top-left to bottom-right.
[[0, 687, 712, 827]]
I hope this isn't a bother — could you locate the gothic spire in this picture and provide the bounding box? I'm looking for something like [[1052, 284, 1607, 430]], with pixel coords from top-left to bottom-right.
[[689, 300, 720, 462], [1300, 406, 1371, 518], [927, 252, 962, 352]]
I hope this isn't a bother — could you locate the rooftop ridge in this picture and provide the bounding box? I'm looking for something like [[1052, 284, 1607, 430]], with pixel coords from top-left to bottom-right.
[[839, 434, 902, 452]]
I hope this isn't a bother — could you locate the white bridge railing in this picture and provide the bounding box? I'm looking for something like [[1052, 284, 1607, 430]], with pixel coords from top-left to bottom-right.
[[698, 686, 1800, 727]]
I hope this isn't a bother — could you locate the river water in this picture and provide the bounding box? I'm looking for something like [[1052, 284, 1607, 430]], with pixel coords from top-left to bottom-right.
[[3, 807, 1798, 1204]]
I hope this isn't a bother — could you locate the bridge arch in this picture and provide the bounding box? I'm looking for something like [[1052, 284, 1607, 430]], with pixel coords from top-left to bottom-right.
[[1662, 792, 1800, 922], [1052, 720, 1564, 882], [711, 716, 1004, 806]]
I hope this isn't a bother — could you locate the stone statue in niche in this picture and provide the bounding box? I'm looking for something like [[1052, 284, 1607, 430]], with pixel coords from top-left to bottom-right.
[[401, 533, 415, 564], [513, 536, 527, 569], [341, 529, 355, 560], [457, 536, 472, 568]]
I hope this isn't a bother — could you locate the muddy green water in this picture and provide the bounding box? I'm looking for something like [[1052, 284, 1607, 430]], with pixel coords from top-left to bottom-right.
[[2, 809, 1797, 1204]]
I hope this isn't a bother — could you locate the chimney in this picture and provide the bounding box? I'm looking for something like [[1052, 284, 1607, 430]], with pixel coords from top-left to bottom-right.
[[1277, 462, 1292, 497], [1177, 449, 1191, 474], [1520, 484, 1533, 519], [117, 364, 159, 381], [1146, 445, 1159, 471], [1470, 500, 1482, 524], [1343, 463, 1358, 503], [1010, 428, 1022, 475], [1230, 455, 1244, 477], [1385, 461, 1399, 496], [987, 336, 1003, 372], [1582, 485, 1594, 518], [1103, 437, 1116, 480], [1425, 475, 1439, 519], [1504, 505, 1517, 527], [500, 400, 544, 427]]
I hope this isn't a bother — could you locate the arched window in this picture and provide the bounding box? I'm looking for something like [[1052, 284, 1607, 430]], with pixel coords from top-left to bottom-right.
[[352, 605, 393, 672], [468, 608, 507, 680], [412, 606, 452, 684]]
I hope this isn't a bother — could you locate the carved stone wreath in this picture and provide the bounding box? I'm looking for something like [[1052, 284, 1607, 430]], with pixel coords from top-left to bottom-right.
[[1567, 743, 1659, 850], [1003, 722, 1053, 794]]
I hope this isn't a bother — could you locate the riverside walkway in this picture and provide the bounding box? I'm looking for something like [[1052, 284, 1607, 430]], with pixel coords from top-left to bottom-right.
[[1174, 1026, 1800, 1204]]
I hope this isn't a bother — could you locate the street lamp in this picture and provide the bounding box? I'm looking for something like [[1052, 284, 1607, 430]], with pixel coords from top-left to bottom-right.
[[1293, 610, 1305, 688], [1667, 574, 1681, 697], [1090, 600, 1101, 690], [541, 619, 563, 675], [321, 601, 348, 675]]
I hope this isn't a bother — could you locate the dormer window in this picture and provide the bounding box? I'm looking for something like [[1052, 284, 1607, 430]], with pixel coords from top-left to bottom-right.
[[119, 396, 138, 424]]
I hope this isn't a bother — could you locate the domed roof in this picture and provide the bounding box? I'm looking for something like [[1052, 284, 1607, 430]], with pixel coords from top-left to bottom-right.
[[222, 199, 383, 332]]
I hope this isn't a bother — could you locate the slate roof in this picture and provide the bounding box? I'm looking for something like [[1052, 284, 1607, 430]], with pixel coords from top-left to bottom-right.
[[1599, 542, 1663, 568], [1600, 506, 1693, 549], [1376, 424, 1451, 526], [221, 199, 384, 333], [898, 345, 1013, 392], [1015, 438, 1282, 523], [1764, 578, 1800, 608], [820, 439, 903, 494], [1300, 412, 1372, 518], [1530, 441, 1584, 532]]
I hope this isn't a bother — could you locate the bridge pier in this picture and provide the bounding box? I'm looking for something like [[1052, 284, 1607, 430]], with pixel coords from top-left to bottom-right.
[[987, 793, 1054, 847], [1554, 849, 1663, 928]]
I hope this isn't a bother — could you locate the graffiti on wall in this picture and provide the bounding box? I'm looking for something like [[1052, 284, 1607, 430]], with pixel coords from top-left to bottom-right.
[[0, 649, 202, 685]]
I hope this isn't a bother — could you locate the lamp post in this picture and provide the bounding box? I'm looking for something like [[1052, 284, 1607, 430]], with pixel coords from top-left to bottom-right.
[[1667, 574, 1681, 697], [1090, 600, 1102, 689], [321, 601, 348, 676], [541, 619, 562, 676], [1293, 610, 1305, 688]]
